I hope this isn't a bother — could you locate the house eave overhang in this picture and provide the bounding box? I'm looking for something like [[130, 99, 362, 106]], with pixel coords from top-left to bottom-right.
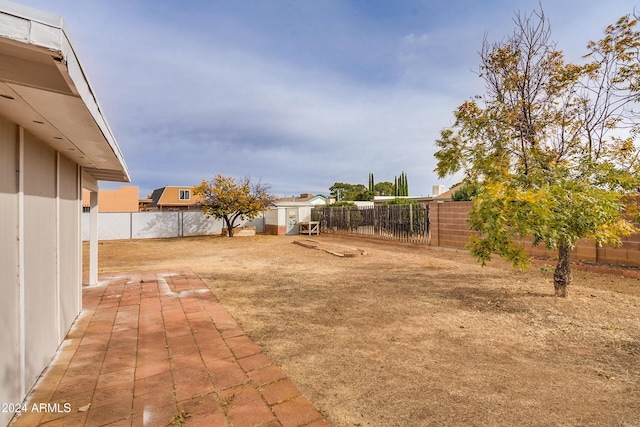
[[0, 1, 130, 183]]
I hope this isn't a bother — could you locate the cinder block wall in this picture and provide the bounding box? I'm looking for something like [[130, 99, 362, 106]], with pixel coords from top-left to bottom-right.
[[429, 201, 475, 249], [429, 201, 640, 268]]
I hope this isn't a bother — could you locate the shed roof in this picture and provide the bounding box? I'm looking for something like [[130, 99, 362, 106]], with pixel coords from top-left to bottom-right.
[[0, 1, 129, 182]]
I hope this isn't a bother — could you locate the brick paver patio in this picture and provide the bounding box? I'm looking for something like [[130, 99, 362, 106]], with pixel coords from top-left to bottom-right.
[[10, 270, 330, 427]]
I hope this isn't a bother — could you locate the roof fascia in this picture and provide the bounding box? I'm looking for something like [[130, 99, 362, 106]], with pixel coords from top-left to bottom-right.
[[0, 1, 130, 182]]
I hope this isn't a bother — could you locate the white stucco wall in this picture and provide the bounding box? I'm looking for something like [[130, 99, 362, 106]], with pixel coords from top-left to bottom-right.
[[299, 206, 312, 222], [266, 206, 313, 227], [58, 154, 81, 338], [0, 116, 21, 422], [0, 119, 82, 426], [264, 207, 285, 227], [23, 130, 59, 389]]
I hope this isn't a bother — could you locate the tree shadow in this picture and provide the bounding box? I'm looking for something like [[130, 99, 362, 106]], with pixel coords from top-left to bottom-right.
[[182, 212, 223, 236], [135, 211, 182, 238], [135, 211, 264, 238], [435, 279, 553, 314], [135, 211, 224, 238]]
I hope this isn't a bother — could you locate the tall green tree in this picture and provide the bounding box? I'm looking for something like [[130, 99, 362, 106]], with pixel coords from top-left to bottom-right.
[[434, 9, 640, 297], [194, 174, 276, 237], [403, 172, 409, 196], [393, 171, 409, 196]]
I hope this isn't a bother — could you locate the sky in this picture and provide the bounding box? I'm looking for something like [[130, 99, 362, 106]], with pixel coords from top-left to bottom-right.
[[16, 0, 640, 198]]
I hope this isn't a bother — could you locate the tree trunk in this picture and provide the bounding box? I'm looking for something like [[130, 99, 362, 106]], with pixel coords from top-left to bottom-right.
[[224, 216, 234, 237], [554, 244, 572, 297]]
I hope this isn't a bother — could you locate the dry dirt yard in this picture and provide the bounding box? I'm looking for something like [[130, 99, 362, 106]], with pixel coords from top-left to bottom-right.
[[87, 235, 640, 426]]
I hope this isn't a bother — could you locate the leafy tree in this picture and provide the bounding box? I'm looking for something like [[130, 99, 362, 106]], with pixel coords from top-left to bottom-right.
[[329, 182, 347, 201], [451, 184, 480, 201], [434, 9, 640, 297], [374, 181, 394, 196], [194, 174, 276, 237], [353, 187, 374, 201], [368, 173, 375, 192], [330, 200, 357, 207], [384, 198, 418, 205], [329, 182, 373, 201]]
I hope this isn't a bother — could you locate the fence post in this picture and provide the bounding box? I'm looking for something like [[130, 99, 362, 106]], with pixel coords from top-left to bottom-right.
[[409, 204, 413, 234], [426, 204, 430, 244]]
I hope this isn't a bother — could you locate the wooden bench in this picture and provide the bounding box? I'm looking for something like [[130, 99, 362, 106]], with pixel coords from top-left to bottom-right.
[[298, 221, 320, 235]]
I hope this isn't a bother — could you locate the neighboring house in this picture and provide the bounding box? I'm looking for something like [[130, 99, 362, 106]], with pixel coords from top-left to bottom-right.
[[0, 3, 129, 424], [146, 186, 202, 211], [371, 185, 454, 204], [81, 185, 139, 212], [432, 184, 463, 202], [138, 196, 154, 211]]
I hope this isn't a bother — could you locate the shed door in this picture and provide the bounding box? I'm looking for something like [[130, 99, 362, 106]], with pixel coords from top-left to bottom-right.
[[286, 208, 298, 235]]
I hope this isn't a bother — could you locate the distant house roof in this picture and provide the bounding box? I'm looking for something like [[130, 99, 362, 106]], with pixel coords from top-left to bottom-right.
[[148, 186, 201, 209], [0, 1, 129, 182], [433, 184, 463, 201], [148, 187, 166, 208], [276, 194, 327, 205]]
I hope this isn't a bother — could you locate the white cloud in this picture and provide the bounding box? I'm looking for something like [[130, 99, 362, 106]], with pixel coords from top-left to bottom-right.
[[20, 0, 639, 198]]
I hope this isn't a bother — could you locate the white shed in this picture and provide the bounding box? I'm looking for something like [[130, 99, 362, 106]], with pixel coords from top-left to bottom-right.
[[265, 203, 315, 236], [0, 3, 130, 423]]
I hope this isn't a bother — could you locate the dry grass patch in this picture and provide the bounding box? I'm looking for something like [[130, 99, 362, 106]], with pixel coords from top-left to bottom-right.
[[87, 235, 640, 426]]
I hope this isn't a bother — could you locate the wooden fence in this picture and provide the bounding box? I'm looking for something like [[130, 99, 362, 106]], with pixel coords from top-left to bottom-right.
[[313, 204, 430, 244]]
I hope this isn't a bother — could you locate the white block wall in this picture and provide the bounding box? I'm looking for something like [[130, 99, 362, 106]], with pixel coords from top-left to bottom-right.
[[81, 211, 265, 240]]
